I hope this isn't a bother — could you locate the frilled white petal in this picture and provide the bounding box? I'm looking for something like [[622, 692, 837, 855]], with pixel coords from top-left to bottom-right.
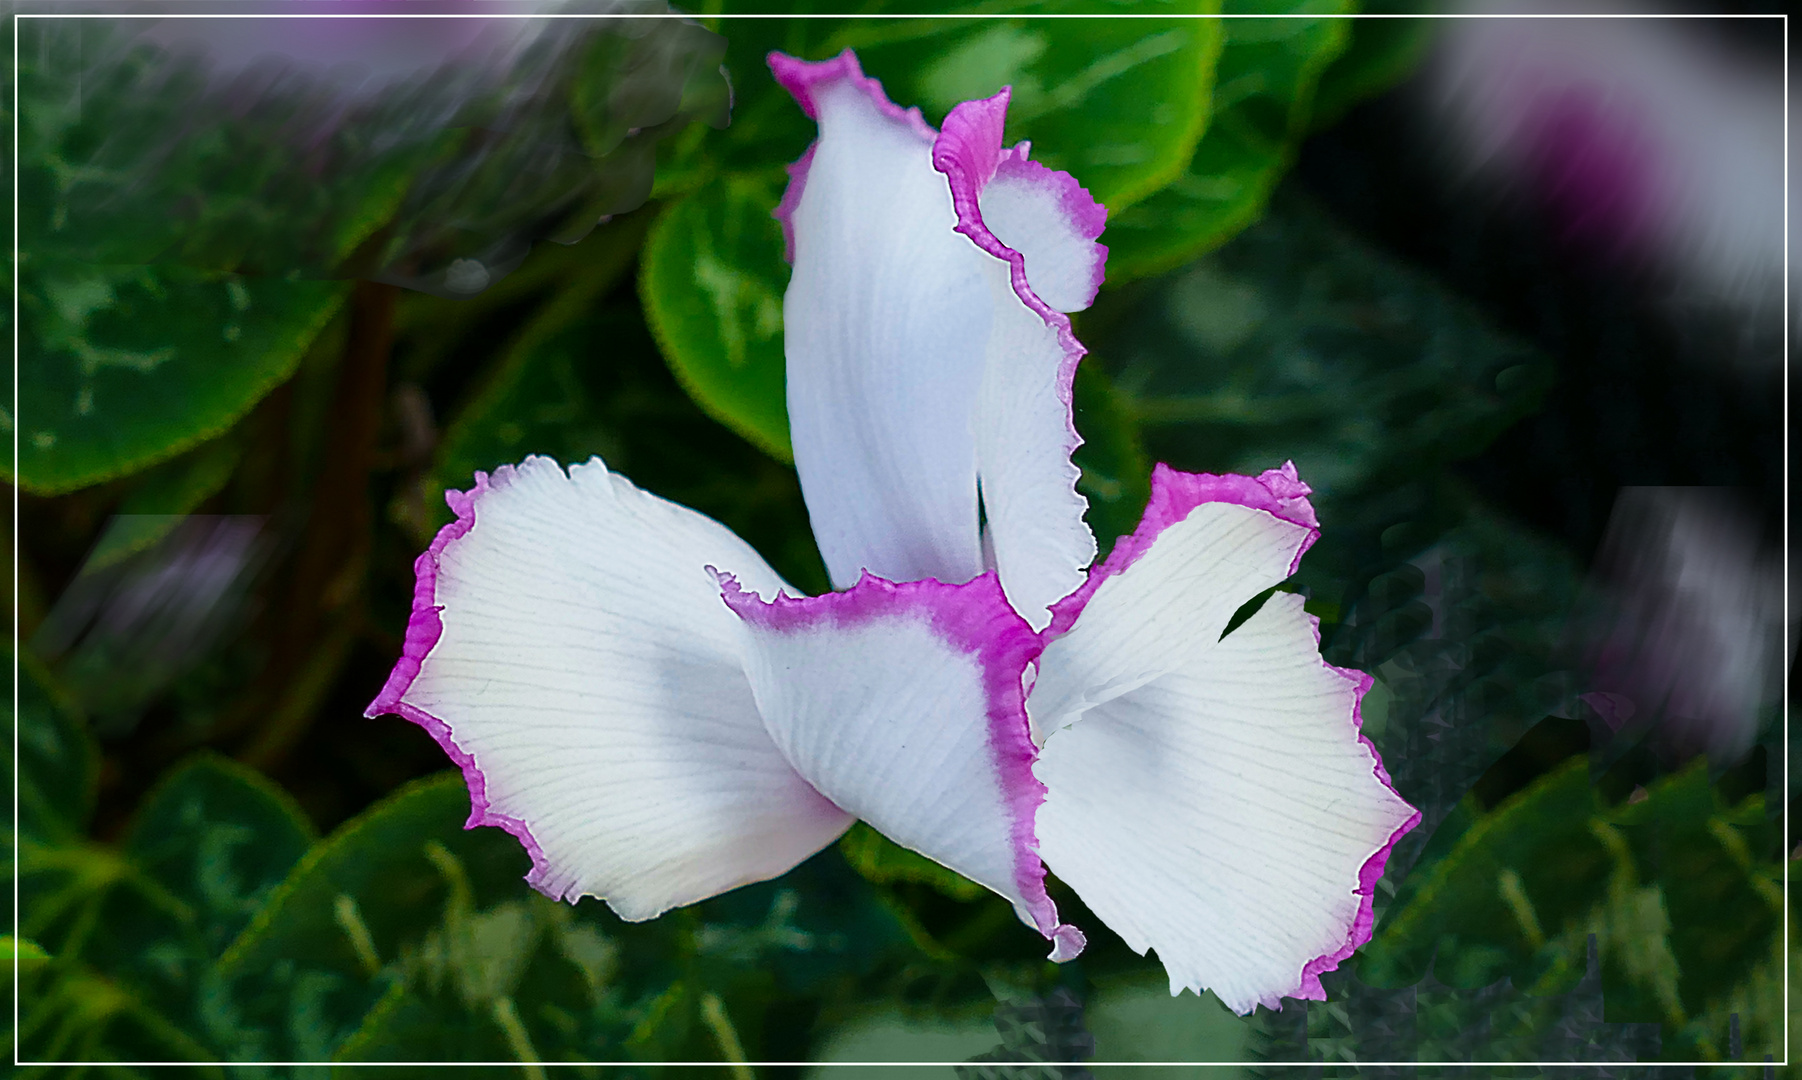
[[365, 455, 853, 922], [773, 51, 990, 591], [1034, 592, 1419, 1014], [933, 91, 1103, 632], [774, 55, 1104, 631], [1028, 464, 1322, 741], [721, 571, 1085, 960]]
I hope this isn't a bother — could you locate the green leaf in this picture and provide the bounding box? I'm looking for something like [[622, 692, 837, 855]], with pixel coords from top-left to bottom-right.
[[332, 851, 641, 1070], [12, 746, 317, 1067], [285, 777, 926, 1066], [25, 756, 310, 1065], [640, 173, 793, 462], [5, 935, 53, 965], [1104, 2, 1353, 282], [706, 3, 1223, 214], [6, 651, 98, 845], [122, 753, 317, 960], [13, 258, 347, 494], [839, 823, 987, 903], [1607, 768, 1783, 1025], [1358, 757, 1787, 1061], [1360, 757, 1608, 990], [215, 772, 532, 1062], [16, 18, 728, 292], [843, 2, 1224, 213]]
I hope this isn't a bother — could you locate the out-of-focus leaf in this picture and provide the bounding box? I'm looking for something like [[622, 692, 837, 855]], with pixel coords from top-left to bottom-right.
[[839, 824, 986, 904], [1353, 758, 1784, 1063], [122, 753, 316, 959], [641, 172, 792, 461], [6, 936, 53, 965], [12, 961, 223, 1068], [843, 3, 1224, 213], [15, 15, 729, 293], [1104, 3, 1353, 283], [7, 652, 97, 846], [1606, 769, 1783, 1042], [1268, 933, 1661, 1069], [332, 842, 647, 1069], [1083, 973, 1249, 1068], [707, 2, 1222, 213], [1343, 497, 1588, 881], [44, 756, 312, 1064], [215, 770, 929, 1066], [1359, 758, 1607, 989], [213, 772, 531, 1062], [12, 259, 347, 494], [13, 746, 310, 1066]]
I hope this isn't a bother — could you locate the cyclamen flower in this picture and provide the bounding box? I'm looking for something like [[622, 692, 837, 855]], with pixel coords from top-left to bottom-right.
[[367, 50, 1418, 1014]]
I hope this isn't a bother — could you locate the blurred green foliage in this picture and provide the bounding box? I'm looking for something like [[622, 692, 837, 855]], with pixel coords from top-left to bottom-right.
[[8, 7, 1788, 1074], [9, 13, 729, 495]]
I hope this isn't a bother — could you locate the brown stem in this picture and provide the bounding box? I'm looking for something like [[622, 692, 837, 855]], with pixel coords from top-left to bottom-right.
[[240, 280, 396, 769]]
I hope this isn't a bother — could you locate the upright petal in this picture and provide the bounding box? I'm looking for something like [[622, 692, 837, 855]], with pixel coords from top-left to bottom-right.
[[365, 455, 853, 922], [721, 571, 1085, 961], [772, 50, 990, 590], [1028, 463, 1321, 739], [934, 92, 1105, 632], [774, 52, 1107, 632], [1033, 592, 1419, 1013]]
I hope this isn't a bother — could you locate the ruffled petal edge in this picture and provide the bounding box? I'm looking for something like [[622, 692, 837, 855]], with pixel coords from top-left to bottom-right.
[[364, 469, 556, 896], [769, 49, 940, 264], [1287, 637, 1421, 1003], [1046, 461, 1322, 638]]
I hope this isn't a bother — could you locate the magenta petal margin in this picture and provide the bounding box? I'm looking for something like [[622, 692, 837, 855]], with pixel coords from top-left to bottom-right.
[[719, 570, 1086, 962], [1283, 611, 1422, 1004], [363, 469, 558, 898], [1045, 462, 1323, 638], [931, 89, 1104, 483], [768, 49, 938, 264]]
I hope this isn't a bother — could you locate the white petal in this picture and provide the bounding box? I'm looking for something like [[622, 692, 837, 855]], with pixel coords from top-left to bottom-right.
[[365, 455, 853, 921], [775, 57, 1104, 632], [1034, 592, 1419, 1014], [934, 91, 1103, 631], [721, 570, 1085, 960], [773, 51, 989, 590], [1028, 464, 1321, 740]]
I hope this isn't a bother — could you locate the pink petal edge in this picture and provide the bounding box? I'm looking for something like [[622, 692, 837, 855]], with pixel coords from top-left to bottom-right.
[[768, 49, 939, 265], [363, 468, 560, 900], [1282, 613, 1422, 1008], [1045, 462, 1324, 638], [718, 569, 1085, 962], [930, 89, 1107, 517]]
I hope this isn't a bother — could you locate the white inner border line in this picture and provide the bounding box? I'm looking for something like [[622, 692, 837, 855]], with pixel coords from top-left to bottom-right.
[[7, 6, 1794, 1074]]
